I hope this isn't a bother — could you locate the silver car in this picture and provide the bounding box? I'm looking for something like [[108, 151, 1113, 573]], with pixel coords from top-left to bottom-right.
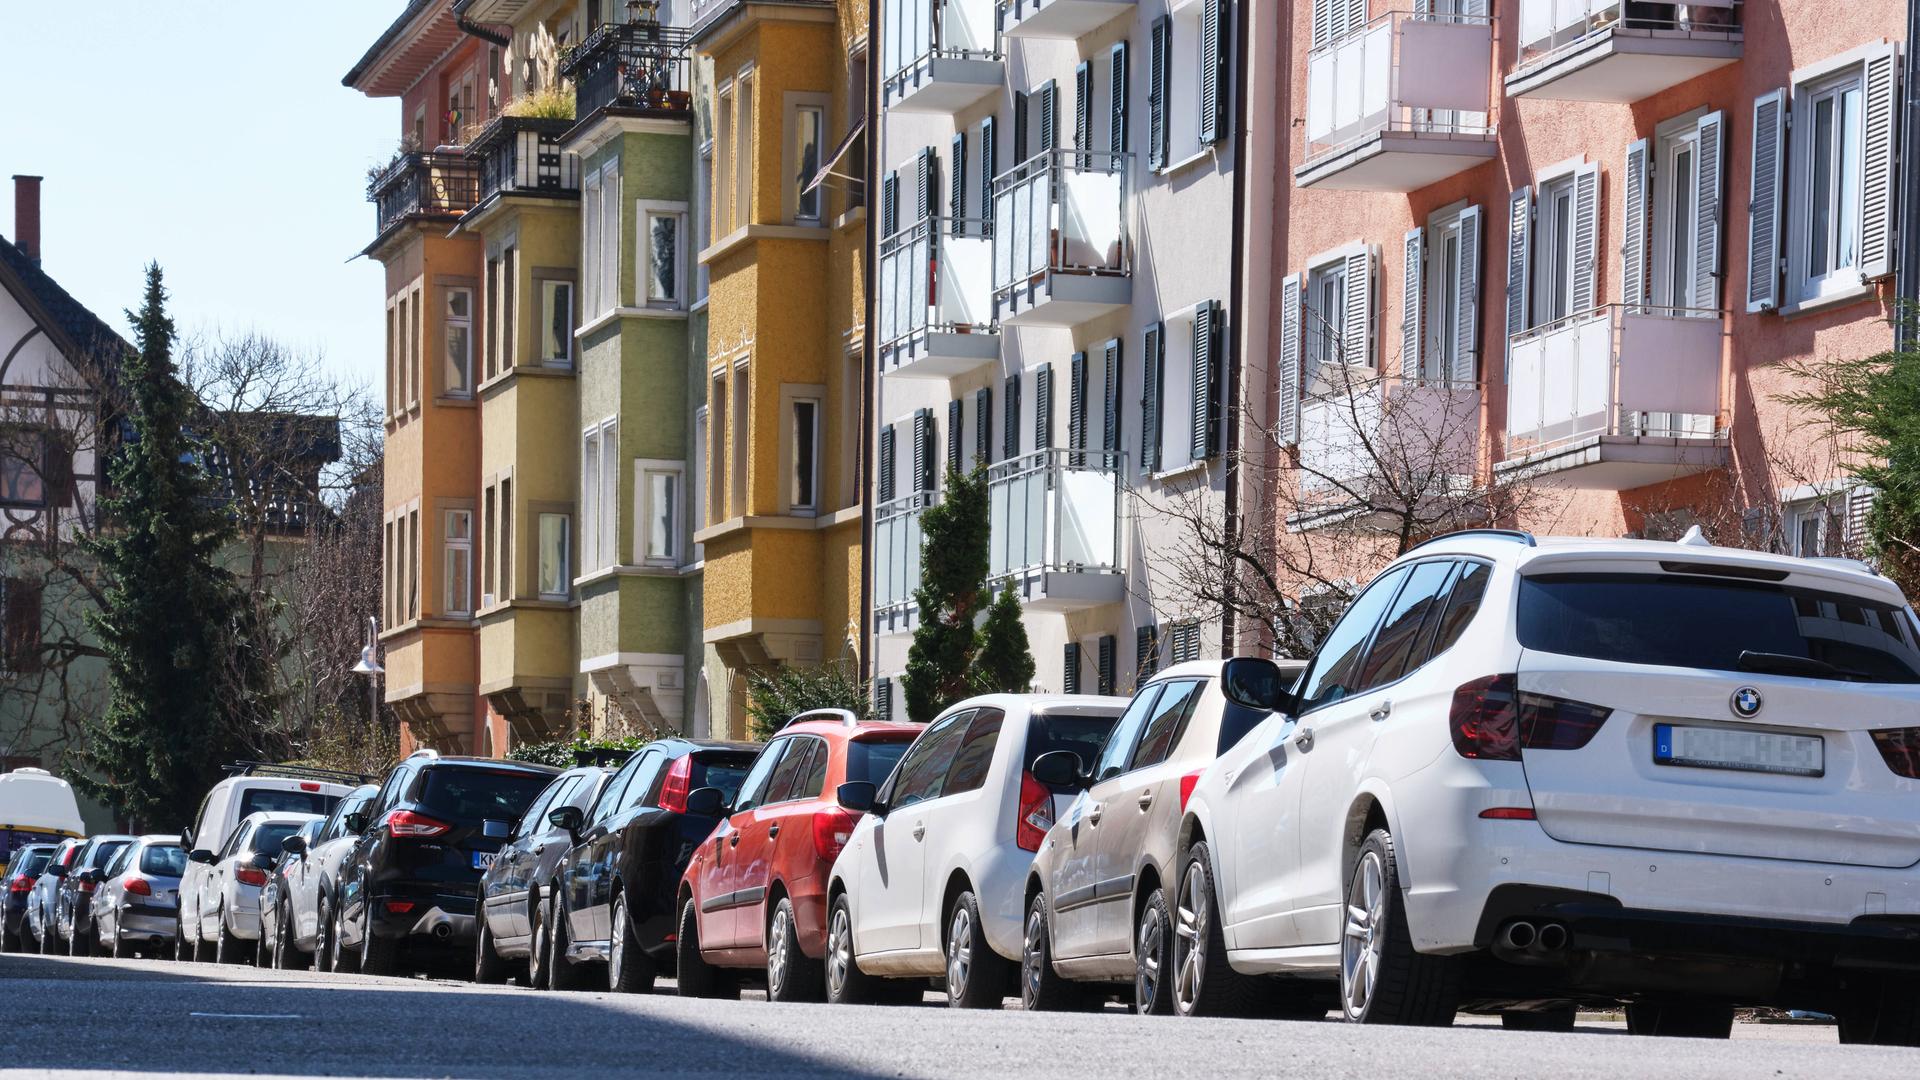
[[89, 835, 186, 958], [55, 835, 134, 953], [23, 838, 82, 952]]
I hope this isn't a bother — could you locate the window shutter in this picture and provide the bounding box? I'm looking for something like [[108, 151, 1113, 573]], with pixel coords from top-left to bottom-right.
[[1860, 45, 1900, 281], [917, 146, 938, 223], [1039, 81, 1059, 152], [976, 386, 993, 463], [1505, 186, 1532, 349], [1003, 374, 1022, 459], [1200, 0, 1228, 146], [912, 408, 934, 492], [1101, 338, 1123, 456], [1075, 61, 1093, 168], [1277, 273, 1302, 445], [1110, 41, 1129, 156], [1691, 112, 1724, 309], [949, 132, 968, 228], [1746, 89, 1786, 313], [1343, 249, 1372, 368], [43, 433, 74, 507], [947, 398, 963, 473], [1454, 204, 1483, 384], [881, 170, 899, 237], [1063, 642, 1081, 694], [1035, 365, 1054, 449], [1845, 486, 1877, 557], [980, 116, 997, 210], [1312, 0, 1333, 47], [1097, 635, 1116, 695], [1622, 137, 1649, 308], [875, 677, 892, 719], [1069, 351, 1088, 465], [1342, 0, 1365, 37], [1190, 301, 1221, 459], [877, 424, 897, 502], [1142, 323, 1165, 470], [1013, 91, 1030, 164], [1135, 624, 1158, 682], [1401, 227, 1424, 382], [1570, 163, 1600, 314], [1148, 17, 1170, 170]]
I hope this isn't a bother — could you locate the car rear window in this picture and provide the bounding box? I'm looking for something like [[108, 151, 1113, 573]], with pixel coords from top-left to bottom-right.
[[691, 755, 755, 801], [1518, 573, 1920, 683], [412, 768, 554, 824], [10, 848, 51, 877], [238, 789, 339, 818], [249, 825, 302, 856], [85, 841, 129, 870], [139, 845, 187, 877], [1025, 712, 1124, 788], [846, 736, 914, 786]]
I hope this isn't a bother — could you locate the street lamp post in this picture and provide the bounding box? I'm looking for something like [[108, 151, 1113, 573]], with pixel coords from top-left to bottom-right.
[[351, 615, 384, 734]]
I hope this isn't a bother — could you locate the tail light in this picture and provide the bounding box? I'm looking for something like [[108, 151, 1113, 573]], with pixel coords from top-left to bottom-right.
[[384, 900, 415, 914], [1015, 772, 1053, 853], [1872, 728, 1920, 778], [1478, 807, 1537, 821], [1450, 675, 1612, 761], [812, 808, 859, 862], [1178, 770, 1203, 812], [78, 878, 97, 894], [384, 809, 451, 837], [9, 876, 32, 893], [657, 755, 694, 814], [235, 868, 268, 888], [299, 782, 321, 792], [124, 878, 152, 897]]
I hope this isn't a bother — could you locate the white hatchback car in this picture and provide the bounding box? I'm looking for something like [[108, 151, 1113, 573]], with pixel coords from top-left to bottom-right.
[[189, 811, 322, 964], [1182, 529, 1920, 1044], [826, 695, 1128, 1007]]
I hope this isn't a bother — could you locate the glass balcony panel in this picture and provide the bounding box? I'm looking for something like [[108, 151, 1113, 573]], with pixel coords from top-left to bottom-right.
[[991, 150, 1131, 326], [1510, 0, 1742, 103], [987, 448, 1125, 609], [882, 0, 1003, 113], [879, 218, 998, 377]]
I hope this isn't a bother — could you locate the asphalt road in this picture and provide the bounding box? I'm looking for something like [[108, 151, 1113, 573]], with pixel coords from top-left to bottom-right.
[[0, 952, 1908, 1079]]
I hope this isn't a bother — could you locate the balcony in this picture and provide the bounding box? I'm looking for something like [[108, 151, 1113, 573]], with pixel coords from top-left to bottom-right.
[[879, 217, 998, 378], [1292, 376, 1483, 530], [559, 19, 693, 137], [990, 447, 1126, 612], [996, 0, 1134, 40], [366, 152, 481, 248], [1295, 9, 1497, 192], [1498, 304, 1727, 490], [467, 116, 580, 205], [873, 490, 936, 635], [992, 149, 1131, 327], [1509, 1, 1741, 102], [882, 0, 1003, 114]]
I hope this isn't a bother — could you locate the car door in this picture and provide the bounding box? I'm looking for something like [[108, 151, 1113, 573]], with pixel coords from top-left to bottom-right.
[[736, 737, 825, 951], [702, 739, 791, 950], [1089, 678, 1206, 954], [571, 750, 660, 945], [1053, 691, 1159, 959], [492, 776, 567, 940], [853, 710, 971, 955]]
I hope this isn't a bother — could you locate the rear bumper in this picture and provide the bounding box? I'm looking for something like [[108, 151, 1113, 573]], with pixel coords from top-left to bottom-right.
[[367, 890, 478, 941], [970, 843, 1038, 964]]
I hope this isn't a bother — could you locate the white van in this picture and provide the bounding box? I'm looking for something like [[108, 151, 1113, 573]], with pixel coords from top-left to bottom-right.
[[0, 768, 86, 865]]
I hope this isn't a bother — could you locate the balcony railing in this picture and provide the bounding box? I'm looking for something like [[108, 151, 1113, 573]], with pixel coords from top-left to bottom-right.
[[874, 489, 937, 627], [1298, 9, 1495, 191], [989, 447, 1125, 601], [1299, 376, 1481, 497], [467, 116, 580, 202], [991, 148, 1131, 323], [1510, 1, 1741, 101], [367, 152, 481, 242], [882, 0, 1003, 112], [879, 216, 997, 372], [560, 20, 693, 129]]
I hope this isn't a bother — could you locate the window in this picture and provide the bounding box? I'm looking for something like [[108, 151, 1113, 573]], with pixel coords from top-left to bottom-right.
[[1539, 176, 1576, 323], [581, 420, 618, 573], [583, 161, 621, 318], [1802, 71, 1866, 298], [0, 428, 52, 507], [764, 736, 824, 804], [731, 361, 750, 514], [484, 258, 500, 379], [410, 288, 423, 406], [637, 202, 687, 308], [735, 73, 755, 228], [732, 740, 791, 814], [540, 279, 574, 366], [499, 477, 513, 599], [1353, 559, 1455, 691], [1094, 685, 1162, 781], [691, 407, 709, 546], [1129, 678, 1204, 771], [592, 751, 650, 824], [885, 710, 972, 809], [443, 287, 473, 396], [1302, 248, 1374, 379], [1406, 204, 1482, 383], [709, 374, 727, 523], [443, 509, 473, 616], [942, 708, 1004, 796], [695, 141, 713, 301], [482, 486, 496, 601], [1428, 560, 1491, 658], [635, 460, 684, 565], [1786, 486, 1871, 558], [790, 397, 819, 513], [792, 102, 825, 223], [407, 507, 420, 620], [385, 301, 398, 414], [716, 83, 736, 234], [537, 512, 570, 599], [1295, 564, 1411, 714], [1, 576, 42, 677]]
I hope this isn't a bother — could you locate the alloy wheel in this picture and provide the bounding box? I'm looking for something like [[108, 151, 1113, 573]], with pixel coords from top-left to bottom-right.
[[1341, 850, 1387, 1020], [947, 905, 973, 999], [529, 896, 547, 988], [1021, 907, 1046, 1004], [768, 905, 792, 998], [1173, 867, 1207, 1014], [827, 906, 853, 999], [610, 896, 627, 982], [1137, 903, 1165, 1012]]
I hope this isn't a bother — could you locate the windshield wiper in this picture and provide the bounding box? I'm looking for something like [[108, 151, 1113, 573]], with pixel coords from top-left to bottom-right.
[[1736, 650, 1870, 682]]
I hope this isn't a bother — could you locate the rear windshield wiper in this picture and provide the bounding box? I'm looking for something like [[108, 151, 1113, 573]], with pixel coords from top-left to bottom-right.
[[1736, 650, 1870, 682]]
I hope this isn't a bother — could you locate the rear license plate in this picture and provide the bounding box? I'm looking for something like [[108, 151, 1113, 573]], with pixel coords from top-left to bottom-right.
[[472, 851, 496, 870], [1653, 723, 1824, 778]]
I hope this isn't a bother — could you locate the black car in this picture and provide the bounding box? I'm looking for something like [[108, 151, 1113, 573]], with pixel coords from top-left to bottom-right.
[[333, 752, 558, 976], [543, 738, 757, 993], [2, 844, 55, 952], [474, 762, 618, 984], [55, 835, 133, 954]]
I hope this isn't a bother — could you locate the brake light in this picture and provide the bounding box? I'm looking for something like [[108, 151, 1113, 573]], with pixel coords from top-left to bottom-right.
[[299, 782, 321, 792], [1178, 770, 1203, 812], [78, 878, 97, 894], [658, 755, 694, 814], [1871, 728, 1920, 779], [9, 876, 32, 893], [384, 900, 415, 914], [1450, 675, 1612, 760], [812, 808, 859, 862], [1478, 807, 1537, 820], [1015, 772, 1053, 853], [124, 878, 152, 897], [384, 809, 451, 838], [235, 868, 268, 888]]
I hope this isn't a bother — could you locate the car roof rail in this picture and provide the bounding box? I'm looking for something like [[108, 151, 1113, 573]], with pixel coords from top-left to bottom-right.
[[781, 708, 862, 730], [1407, 528, 1537, 553], [405, 748, 440, 761], [220, 761, 376, 785]]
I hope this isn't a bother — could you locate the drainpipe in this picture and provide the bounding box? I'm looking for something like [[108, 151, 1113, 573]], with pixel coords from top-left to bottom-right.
[[858, 0, 879, 689], [1220, 0, 1254, 656], [1899, 0, 1920, 347]]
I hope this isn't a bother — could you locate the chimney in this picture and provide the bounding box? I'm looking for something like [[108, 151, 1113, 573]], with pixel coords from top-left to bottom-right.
[[12, 175, 42, 265]]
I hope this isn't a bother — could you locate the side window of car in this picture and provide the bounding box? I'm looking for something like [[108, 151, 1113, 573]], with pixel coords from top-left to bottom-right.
[[515, 779, 564, 838], [1355, 560, 1458, 691], [618, 752, 670, 813], [1094, 686, 1165, 782], [1426, 560, 1492, 660], [594, 753, 651, 824], [220, 825, 249, 860], [797, 739, 830, 800], [732, 739, 792, 814], [375, 767, 409, 816], [1130, 679, 1206, 771], [190, 790, 216, 848], [103, 845, 133, 878], [887, 711, 973, 809], [1295, 565, 1412, 714], [765, 737, 826, 805], [942, 709, 1005, 796]]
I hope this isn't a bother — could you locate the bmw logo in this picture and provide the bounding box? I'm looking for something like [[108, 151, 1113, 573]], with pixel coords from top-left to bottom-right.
[[1730, 686, 1763, 718]]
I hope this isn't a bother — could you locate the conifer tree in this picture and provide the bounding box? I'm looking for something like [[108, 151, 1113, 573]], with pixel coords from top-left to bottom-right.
[[974, 584, 1035, 694]]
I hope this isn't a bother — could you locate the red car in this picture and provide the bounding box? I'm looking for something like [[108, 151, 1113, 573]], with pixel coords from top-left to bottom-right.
[[677, 710, 921, 1000]]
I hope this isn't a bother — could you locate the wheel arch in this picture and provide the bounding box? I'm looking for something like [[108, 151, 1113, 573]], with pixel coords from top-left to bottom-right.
[[938, 867, 975, 950], [1341, 784, 1400, 892]]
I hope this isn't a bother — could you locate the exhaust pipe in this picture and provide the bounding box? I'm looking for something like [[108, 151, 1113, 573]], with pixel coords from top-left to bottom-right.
[[432, 922, 453, 940], [1535, 922, 1569, 953], [1501, 921, 1537, 951]]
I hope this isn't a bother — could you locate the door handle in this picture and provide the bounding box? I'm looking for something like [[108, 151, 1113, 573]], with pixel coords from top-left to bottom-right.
[[1088, 804, 1103, 826], [912, 822, 926, 841], [728, 832, 740, 847], [1137, 790, 1154, 811], [1370, 700, 1393, 722], [767, 824, 781, 839], [1295, 727, 1316, 752]]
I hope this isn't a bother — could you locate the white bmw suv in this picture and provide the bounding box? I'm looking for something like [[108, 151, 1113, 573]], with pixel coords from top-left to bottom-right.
[[1181, 529, 1920, 1044]]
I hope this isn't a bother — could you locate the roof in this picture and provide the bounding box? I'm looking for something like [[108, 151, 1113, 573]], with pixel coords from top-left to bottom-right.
[[0, 231, 131, 374], [343, 0, 468, 98]]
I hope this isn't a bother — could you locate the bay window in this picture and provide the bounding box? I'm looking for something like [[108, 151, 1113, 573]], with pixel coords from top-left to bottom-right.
[[635, 460, 685, 566], [444, 508, 473, 615], [443, 287, 473, 396], [537, 512, 570, 600]]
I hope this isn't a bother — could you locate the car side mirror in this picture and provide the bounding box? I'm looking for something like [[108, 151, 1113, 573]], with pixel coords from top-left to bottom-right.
[[75, 869, 98, 884], [836, 781, 880, 815], [249, 852, 276, 871], [683, 786, 728, 819], [47, 863, 68, 879], [548, 805, 584, 841], [343, 812, 368, 835], [482, 818, 510, 840], [187, 849, 215, 865], [280, 835, 308, 856], [1029, 750, 1088, 791], [1220, 656, 1296, 715]]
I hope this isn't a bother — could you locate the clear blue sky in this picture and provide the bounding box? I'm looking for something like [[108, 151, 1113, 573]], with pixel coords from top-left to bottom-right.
[[1, 2, 407, 391]]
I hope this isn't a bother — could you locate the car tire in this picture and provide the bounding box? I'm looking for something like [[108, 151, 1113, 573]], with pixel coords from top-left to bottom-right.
[[675, 897, 739, 1000], [545, 889, 589, 992], [108, 928, 123, 959], [1172, 841, 1263, 1018], [172, 915, 188, 962], [215, 907, 250, 966], [1625, 1000, 1734, 1039], [1133, 887, 1175, 1016], [1503, 1007, 1577, 1031], [823, 892, 884, 1005], [945, 888, 1011, 1010], [359, 902, 400, 977], [474, 909, 509, 985], [315, 896, 335, 973], [609, 892, 657, 994], [1020, 891, 1088, 1012], [766, 896, 823, 1003], [1838, 981, 1920, 1047], [527, 890, 551, 991], [329, 899, 359, 975], [1, 924, 17, 953], [1339, 829, 1459, 1027]]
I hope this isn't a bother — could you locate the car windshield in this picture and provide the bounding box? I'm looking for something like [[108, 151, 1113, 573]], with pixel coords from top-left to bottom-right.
[[249, 824, 303, 856], [138, 845, 187, 877], [1518, 573, 1920, 683], [238, 789, 338, 817], [413, 768, 553, 824], [846, 737, 914, 786], [1025, 712, 1124, 787], [9, 848, 51, 877], [690, 756, 755, 801]]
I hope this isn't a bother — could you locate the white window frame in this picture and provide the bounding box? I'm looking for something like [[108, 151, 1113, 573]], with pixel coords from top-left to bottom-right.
[[1158, 304, 1202, 474], [781, 384, 825, 516], [715, 81, 736, 235], [584, 159, 621, 318], [634, 459, 686, 567], [691, 405, 708, 559], [734, 69, 755, 231], [785, 92, 831, 224], [538, 277, 575, 368], [636, 200, 690, 310], [731, 359, 750, 515], [1164, 0, 1206, 168], [580, 417, 618, 573], [1792, 67, 1868, 305], [537, 512, 571, 601], [1424, 202, 1470, 383], [1650, 111, 1706, 312], [694, 139, 714, 302], [1305, 256, 1349, 375], [1535, 174, 1579, 324], [443, 508, 473, 616]]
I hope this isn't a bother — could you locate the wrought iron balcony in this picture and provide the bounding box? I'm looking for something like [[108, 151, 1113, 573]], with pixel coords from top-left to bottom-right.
[[1509, 0, 1742, 103], [367, 152, 481, 244], [467, 115, 581, 203], [559, 20, 693, 133], [989, 447, 1126, 611], [873, 489, 938, 634], [883, 0, 1003, 114], [878, 216, 998, 378], [991, 148, 1132, 327], [996, 0, 1135, 40]]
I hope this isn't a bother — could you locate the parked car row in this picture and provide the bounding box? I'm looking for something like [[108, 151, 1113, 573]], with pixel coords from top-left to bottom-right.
[[8, 533, 1920, 1045]]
